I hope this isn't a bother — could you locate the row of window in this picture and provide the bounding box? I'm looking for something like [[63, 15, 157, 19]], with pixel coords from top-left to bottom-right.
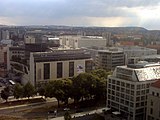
[[108, 79, 150, 89], [41, 62, 75, 80]]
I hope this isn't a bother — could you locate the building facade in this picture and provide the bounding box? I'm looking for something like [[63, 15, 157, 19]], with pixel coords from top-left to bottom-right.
[[147, 80, 160, 120], [97, 48, 126, 71], [21, 49, 93, 87], [107, 62, 160, 120]]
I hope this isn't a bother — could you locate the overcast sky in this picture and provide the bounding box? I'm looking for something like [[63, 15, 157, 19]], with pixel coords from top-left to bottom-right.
[[0, 0, 160, 30]]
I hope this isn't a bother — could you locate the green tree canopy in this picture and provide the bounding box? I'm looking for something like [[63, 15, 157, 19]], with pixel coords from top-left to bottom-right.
[[23, 82, 35, 99], [13, 83, 23, 99]]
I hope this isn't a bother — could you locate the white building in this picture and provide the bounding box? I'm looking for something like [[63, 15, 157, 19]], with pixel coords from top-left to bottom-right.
[[121, 46, 157, 64], [60, 35, 109, 48], [107, 62, 160, 120]]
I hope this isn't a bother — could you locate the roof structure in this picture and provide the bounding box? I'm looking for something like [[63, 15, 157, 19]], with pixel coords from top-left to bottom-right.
[[151, 80, 160, 89]]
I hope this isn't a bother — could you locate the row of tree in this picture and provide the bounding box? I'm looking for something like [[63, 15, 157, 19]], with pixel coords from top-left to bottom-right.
[[1, 82, 35, 102], [1, 69, 111, 107]]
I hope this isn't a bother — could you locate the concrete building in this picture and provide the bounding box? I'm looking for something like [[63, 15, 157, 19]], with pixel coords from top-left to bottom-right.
[[60, 35, 110, 48], [107, 62, 160, 120], [97, 48, 126, 71], [121, 46, 157, 64], [8, 48, 93, 87], [147, 80, 160, 120]]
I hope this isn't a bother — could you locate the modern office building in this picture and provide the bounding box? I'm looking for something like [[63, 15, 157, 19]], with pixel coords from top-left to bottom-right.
[[147, 80, 160, 120], [107, 62, 160, 120], [97, 48, 126, 71], [121, 46, 157, 64], [60, 35, 110, 48]]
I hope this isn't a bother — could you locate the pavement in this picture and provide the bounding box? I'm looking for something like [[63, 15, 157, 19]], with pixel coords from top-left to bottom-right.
[[49, 107, 105, 120]]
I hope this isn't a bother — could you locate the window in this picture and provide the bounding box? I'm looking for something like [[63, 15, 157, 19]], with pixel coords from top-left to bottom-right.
[[126, 83, 130, 88], [117, 81, 120, 85], [151, 100, 153, 106], [69, 62, 74, 77], [44, 63, 50, 79], [150, 108, 153, 114], [137, 85, 141, 90], [112, 80, 115, 84], [157, 93, 159, 97], [136, 91, 140, 95], [57, 62, 63, 78], [152, 92, 155, 96], [131, 85, 135, 89], [136, 97, 140, 101], [121, 82, 125, 87]]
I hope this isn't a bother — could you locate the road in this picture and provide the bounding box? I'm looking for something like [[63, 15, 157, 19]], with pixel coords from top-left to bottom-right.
[[0, 97, 57, 116], [49, 108, 105, 120]]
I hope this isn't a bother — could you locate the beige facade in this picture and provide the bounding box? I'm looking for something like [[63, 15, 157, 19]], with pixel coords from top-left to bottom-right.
[[22, 49, 93, 87]]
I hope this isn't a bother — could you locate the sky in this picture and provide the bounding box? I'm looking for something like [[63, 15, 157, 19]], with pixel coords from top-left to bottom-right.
[[0, 0, 160, 30]]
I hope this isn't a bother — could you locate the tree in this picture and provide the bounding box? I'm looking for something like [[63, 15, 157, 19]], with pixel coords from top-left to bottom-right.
[[72, 73, 98, 102], [52, 80, 65, 108], [1, 86, 10, 102], [62, 79, 72, 105], [64, 111, 71, 120], [37, 84, 47, 98], [23, 82, 35, 99], [13, 83, 23, 99], [91, 69, 111, 80]]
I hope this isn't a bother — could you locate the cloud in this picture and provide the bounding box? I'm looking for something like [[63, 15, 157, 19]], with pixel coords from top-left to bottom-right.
[[0, 0, 160, 29]]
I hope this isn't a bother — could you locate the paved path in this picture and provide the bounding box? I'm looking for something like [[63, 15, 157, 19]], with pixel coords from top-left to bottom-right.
[[49, 108, 105, 120]]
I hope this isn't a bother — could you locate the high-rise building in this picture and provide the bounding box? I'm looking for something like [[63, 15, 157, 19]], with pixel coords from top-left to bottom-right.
[[107, 62, 160, 120]]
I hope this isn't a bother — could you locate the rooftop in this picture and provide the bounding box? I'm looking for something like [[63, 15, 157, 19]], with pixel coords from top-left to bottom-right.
[[151, 80, 160, 89]]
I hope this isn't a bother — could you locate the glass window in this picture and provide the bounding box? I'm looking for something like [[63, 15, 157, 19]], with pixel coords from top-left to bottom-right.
[[136, 97, 140, 101], [131, 91, 134, 95], [57, 62, 63, 78], [150, 108, 153, 114], [126, 83, 130, 88], [152, 92, 155, 96], [121, 82, 125, 87], [44, 63, 50, 79], [112, 80, 115, 84], [157, 93, 159, 97], [117, 81, 120, 85], [136, 91, 140, 95], [131, 85, 135, 89], [69, 62, 74, 77], [137, 85, 141, 90]]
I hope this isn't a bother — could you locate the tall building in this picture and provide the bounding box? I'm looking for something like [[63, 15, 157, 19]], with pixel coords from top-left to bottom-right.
[[97, 48, 126, 71], [107, 62, 160, 120], [147, 80, 160, 120]]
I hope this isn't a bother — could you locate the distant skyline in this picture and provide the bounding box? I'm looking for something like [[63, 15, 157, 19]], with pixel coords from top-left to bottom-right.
[[0, 0, 160, 30]]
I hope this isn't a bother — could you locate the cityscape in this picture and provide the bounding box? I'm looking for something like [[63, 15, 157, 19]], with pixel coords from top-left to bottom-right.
[[0, 1, 160, 120]]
